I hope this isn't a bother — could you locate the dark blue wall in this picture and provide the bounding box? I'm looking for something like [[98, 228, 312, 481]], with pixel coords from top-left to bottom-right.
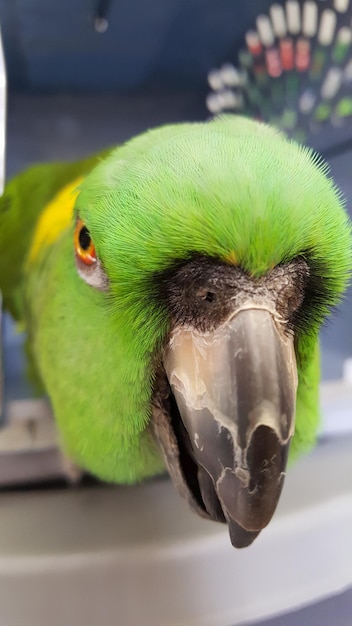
[[0, 0, 274, 92]]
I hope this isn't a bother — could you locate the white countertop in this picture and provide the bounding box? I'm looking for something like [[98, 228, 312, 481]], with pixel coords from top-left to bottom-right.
[[0, 433, 350, 626]]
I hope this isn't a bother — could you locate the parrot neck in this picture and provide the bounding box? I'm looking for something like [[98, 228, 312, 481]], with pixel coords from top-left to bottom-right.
[[290, 336, 321, 461]]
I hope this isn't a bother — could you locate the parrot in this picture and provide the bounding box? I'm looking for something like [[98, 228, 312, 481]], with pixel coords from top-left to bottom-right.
[[0, 116, 351, 548]]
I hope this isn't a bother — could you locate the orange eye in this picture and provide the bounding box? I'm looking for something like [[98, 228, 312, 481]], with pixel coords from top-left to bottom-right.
[[74, 218, 97, 266]]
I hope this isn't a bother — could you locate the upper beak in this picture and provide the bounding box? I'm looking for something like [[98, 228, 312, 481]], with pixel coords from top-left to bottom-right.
[[163, 306, 298, 548]]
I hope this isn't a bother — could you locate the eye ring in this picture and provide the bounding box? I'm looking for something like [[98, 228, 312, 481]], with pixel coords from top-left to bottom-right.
[[74, 218, 97, 266]]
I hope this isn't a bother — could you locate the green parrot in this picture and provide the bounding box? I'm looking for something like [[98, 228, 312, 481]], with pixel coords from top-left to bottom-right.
[[0, 116, 351, 548]]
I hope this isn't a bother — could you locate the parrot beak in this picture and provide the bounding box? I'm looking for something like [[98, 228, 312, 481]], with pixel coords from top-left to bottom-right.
[[160, 306, 298, 548]]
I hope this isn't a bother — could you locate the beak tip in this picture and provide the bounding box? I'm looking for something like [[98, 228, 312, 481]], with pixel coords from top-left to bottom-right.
[[227, 518, 261, 548]]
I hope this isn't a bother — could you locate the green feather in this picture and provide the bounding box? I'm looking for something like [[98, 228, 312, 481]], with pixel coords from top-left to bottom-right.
[[0, 152, 110, 320], [2, 116, 351, 483]]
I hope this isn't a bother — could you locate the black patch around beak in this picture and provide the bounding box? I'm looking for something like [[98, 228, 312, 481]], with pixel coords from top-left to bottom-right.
[[154, 307, 297, 548]]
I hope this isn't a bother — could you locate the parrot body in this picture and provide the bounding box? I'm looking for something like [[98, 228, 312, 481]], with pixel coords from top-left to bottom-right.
[[0, 117, 351, 547]]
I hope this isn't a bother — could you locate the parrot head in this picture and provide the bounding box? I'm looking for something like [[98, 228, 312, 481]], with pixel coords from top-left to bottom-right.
[[33, 117, 352, 547]]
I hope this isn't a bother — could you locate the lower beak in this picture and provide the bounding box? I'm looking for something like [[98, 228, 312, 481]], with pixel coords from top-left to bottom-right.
[[163, 307, 298, 548]]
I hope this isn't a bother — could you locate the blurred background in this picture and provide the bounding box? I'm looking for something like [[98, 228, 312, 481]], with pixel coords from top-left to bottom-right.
[[0, 1, 352, 625]]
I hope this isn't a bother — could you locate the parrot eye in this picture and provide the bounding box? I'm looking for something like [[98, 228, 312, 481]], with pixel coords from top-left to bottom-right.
[[74, 217, 108, 290], [74, 218, 97, 266]]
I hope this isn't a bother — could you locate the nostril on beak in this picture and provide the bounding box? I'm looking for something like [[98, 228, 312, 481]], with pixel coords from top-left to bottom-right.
[[196, 289, 216, 303]]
